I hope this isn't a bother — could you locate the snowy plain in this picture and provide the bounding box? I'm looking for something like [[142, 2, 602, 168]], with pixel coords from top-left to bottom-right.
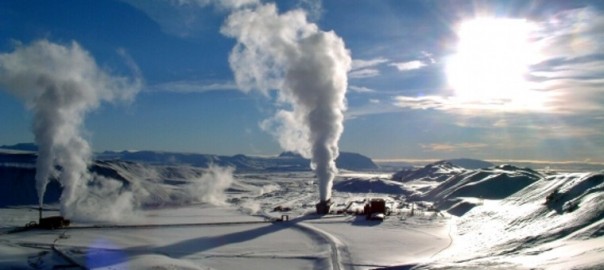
[[1, 159, 603, 269]]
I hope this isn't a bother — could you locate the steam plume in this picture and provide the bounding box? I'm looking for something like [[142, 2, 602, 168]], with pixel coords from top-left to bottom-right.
[[0, 40, 141, 214], [186, 164, 234, 205], [221, 4, 351, 201]]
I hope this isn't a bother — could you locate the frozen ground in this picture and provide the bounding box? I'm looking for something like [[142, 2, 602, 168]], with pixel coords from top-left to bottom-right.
[[0, 171, 452, 270], [1, 163, 603, 269]]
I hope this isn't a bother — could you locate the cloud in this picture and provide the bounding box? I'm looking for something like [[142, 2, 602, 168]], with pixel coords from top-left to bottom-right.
[[391, 7, 603, 117], [348, 57, 388, 79], [522, 7, 604, 115], [122, 0, 259, 37], [351, 57, 389, 70], [348, 85, 375, 93], [185, 164, 234, 206], [390, 60, 426, 71], [394, 94, 558, 113], [174, 0, 259, 10], [259, 110, 310, 156], [296, 0, 323, 21], [149, 80, 238, 93], [420, 142, 488, 152], [345, 99, 403, 120], [394, 21, 602, 115], [349, 68, 380, 79]]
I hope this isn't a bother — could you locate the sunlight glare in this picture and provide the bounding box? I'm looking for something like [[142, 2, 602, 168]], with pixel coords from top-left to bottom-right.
[[447, 18, 541, 108]]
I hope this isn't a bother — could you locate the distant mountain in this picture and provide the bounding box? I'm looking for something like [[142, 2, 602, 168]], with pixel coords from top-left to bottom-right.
[[0, 149, 377, 206], [0, 142, 38, 152], [0, 143, 377, 171], [97, 150, 378, 172], [336, 152, 378, 171], [446, 158, 494, 169]]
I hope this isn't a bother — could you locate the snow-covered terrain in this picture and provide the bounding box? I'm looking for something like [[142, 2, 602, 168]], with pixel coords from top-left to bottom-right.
[[1, 151, 603, 269]]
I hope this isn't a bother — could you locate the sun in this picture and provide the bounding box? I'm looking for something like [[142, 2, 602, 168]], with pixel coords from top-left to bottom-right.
[[446, 18, 540, 105]]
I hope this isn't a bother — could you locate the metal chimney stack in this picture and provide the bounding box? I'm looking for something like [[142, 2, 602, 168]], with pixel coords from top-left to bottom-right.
[[315, 199, 333, 215]]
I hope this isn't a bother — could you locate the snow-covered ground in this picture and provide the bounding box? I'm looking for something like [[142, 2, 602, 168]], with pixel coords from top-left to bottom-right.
[[1, 162, 603, 269]]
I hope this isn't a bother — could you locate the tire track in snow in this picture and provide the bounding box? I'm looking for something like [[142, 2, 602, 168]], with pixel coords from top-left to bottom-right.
[[430, 217, 456, 259], [261, 206, 346, 270], [293, 221, 345, 270]]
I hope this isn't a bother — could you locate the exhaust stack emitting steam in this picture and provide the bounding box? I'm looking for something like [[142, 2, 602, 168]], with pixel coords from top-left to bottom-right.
[[0, 40, 141, 218], [222, 3, 351, 204]]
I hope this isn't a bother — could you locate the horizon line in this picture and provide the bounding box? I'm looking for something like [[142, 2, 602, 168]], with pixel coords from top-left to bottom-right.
[[373, 158, 604, 166]]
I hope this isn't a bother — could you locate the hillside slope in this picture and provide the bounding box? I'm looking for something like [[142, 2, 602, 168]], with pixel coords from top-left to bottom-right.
[[418, 172, 604, 269]]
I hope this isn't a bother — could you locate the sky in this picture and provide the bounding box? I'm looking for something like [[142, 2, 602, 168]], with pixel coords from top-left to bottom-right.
[[0, 0, 603, 162]]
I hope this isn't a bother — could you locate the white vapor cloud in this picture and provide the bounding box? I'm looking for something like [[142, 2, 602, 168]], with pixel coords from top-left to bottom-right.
[[393, 95, 553, 113], [420, 142, 488, 152], [348, 68, 380, 79], [0, 40, 142, 219], [349, 57, 388, 79], [186, 164, 234, 205], [348, 85, 375, 93], [122, 0, 259, 37], [259, 110, 310, 157], [297, 0, 323, 21], [390, 60, 426, 71], [150, 80, 238, 93], [351, 57, 389, 70], [174, 0, 259, 10], [222, 3, 351, 201], [403, 7, 604, 116]]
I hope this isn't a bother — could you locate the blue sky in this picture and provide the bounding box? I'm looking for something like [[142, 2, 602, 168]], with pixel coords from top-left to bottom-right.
[[1, 0, 603, 162]]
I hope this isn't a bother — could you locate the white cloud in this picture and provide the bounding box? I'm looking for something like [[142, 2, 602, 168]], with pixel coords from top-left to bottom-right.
[[523, 7, 604, 115], [351, 57, 389, 70], [348, 85, 375, 93], [297, 0, 323, 21], [150, 81, 238, 93], [171, 0, 259, 9], [393, 94, 554, 113], [421, 51, 436, 64], [349, 68, 380, 79], [121, 0, 259, 37], [348, 57, 389, 79], [390, 60, 426, 71], [392, 8, 604, 117], [420, 142, 488, 152], [346, 89, 505, 119], [345, 100, 402, 120]]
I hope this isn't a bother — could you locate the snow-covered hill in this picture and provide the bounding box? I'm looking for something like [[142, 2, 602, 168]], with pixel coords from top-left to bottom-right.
[[392, 162, 543, 215], [415, 172, 604, 269], [386, 161, 604, 269], [392, 161, 466, 182]]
